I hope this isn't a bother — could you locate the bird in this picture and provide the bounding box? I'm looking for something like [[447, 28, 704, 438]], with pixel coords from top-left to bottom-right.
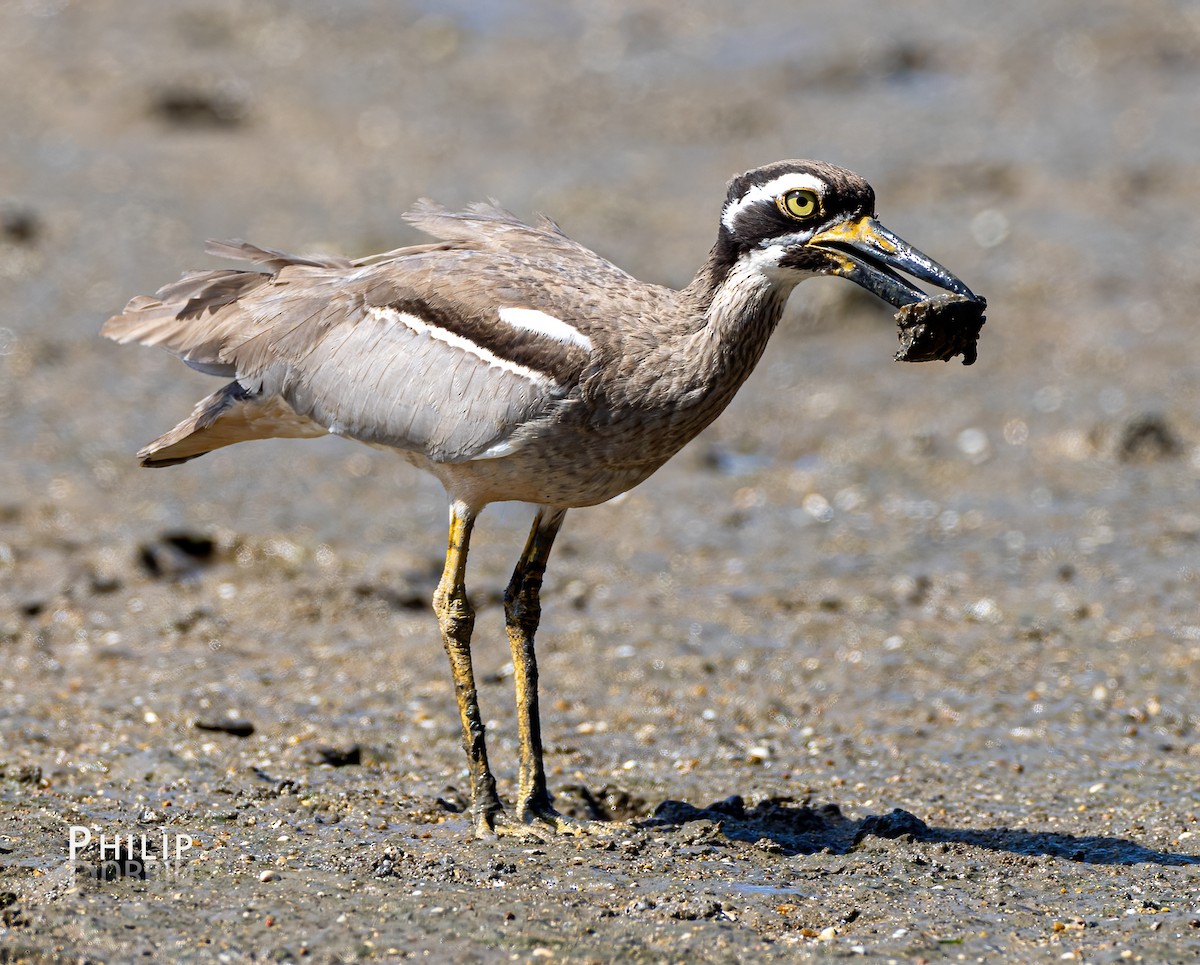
[[103, 159, 984, 838]]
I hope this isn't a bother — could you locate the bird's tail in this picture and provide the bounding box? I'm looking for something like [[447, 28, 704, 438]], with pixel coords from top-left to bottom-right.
[[138, 382, 326, 467], [102, 240, 343, 466]]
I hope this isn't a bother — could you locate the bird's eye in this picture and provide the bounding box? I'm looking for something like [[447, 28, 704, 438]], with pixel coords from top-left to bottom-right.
[[779, 189, 820, 220]]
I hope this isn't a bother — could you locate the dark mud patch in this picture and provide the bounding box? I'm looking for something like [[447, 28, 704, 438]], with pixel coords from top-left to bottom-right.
[[1117, 413, 1183, 462], [645, 797, 1200, 866], [149, 86, 248, 129], [646, 796, 857, 853], [137, 530, 219, 580], [560, 784, 650, 822], [192, 717, 256, 738]]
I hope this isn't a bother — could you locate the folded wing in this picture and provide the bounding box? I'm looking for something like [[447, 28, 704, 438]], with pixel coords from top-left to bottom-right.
[[101, 204, 622, 466]]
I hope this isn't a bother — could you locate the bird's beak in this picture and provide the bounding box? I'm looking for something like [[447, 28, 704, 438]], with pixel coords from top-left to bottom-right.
[[811, 216, 984, 309]]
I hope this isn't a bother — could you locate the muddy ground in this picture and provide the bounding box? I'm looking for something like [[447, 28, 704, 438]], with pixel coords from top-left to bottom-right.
[[3, 0, 1200, 962]]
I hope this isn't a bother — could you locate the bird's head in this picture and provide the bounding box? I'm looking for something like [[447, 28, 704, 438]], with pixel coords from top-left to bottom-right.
[[719, 160, 984, 309]]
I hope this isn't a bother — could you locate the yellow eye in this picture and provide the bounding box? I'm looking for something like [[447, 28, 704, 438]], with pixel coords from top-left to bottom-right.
[[779, 189, 820, 220]]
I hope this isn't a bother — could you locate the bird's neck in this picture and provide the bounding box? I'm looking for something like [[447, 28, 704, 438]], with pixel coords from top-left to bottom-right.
[[594, 243, 798, 466], [618, 240, 798, 453], [679, 241, 799, 383]]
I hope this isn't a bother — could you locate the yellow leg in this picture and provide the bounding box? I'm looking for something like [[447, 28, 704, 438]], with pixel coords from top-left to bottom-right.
[[504, 509, 610, 835], [434, 503, 610, 839], [433, 501, 502, 836], [504, 508, 565, 822]]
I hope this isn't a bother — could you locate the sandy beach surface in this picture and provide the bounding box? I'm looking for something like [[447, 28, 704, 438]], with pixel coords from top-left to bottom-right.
[[2, 1, 1199, 961]]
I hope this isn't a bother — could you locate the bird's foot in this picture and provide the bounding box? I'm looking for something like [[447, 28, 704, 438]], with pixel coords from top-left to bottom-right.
[[516, 800, 616, 837], [473, 803, 615, 840], [467, 802, 549, 840], [480, 811, 553, 840]]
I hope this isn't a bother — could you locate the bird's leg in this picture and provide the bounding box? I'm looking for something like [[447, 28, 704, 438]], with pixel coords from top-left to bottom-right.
[[433, 501, 503, 836], [504, 509, 610, 835], [504, 508, 564, 823]]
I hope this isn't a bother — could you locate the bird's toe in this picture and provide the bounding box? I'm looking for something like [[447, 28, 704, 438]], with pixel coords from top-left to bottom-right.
[[518, 803, 618, 837], [476, 810, 552, 841]]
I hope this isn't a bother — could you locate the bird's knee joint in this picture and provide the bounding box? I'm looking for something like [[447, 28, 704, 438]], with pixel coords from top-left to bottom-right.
[[504, 579, 542, 621], [435, 593, 475, 638], [439, 615, 475, 643], [504, 595, 541, 633]]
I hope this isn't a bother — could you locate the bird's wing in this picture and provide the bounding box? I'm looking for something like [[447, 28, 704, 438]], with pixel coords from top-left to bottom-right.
[[102, 205, 641, 463]]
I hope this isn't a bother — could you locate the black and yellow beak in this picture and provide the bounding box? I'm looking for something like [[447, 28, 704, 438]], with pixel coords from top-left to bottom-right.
[[811, 216, 985, 309]]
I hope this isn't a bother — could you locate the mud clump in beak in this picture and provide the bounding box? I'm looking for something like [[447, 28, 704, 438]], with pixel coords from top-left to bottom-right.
[[894, 293, 987, 366]]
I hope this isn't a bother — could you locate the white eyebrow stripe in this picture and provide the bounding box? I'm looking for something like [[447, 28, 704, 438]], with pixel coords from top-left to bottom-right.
[[498, 307, 593, 351], [368, 306, 553, 385], [721, 171, 829, 232]]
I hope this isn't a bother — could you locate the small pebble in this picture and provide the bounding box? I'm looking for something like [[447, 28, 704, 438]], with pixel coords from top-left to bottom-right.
[[259, 870, 279, 882]]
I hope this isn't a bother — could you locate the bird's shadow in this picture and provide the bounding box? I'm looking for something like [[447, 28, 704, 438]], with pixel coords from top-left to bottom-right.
[[636, 795, 1199, 867]]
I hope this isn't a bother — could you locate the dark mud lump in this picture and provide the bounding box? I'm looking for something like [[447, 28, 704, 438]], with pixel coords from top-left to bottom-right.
[[895, 293, 987, 366]]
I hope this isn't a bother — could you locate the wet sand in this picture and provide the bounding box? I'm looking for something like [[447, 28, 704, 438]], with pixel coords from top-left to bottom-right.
[[2, 1, 1199, 961]]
